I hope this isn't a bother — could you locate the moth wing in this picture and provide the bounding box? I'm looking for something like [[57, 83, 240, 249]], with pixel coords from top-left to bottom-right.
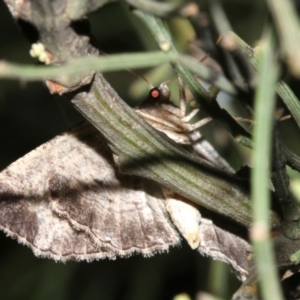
[[0, 123, 180, 261]]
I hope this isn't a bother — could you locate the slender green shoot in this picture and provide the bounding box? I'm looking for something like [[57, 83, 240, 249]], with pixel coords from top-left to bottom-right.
[[251, 29, 283, 300]]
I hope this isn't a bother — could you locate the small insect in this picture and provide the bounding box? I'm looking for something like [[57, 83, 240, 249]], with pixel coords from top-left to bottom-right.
[[99, 49, 232, 172], [135, 76, 234, 173]]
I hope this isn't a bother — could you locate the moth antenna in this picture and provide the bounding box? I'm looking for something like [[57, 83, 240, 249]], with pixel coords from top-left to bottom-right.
[[99, 49, 153, 88], [162, 78, 177, 85], [98, 50, 175, 101]]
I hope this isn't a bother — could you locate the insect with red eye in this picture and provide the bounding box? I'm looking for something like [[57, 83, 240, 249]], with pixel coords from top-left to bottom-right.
[[135, 76, 234, 173]]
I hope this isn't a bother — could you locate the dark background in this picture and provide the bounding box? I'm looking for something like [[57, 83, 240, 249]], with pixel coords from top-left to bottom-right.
[[0, 1, 299, 299]]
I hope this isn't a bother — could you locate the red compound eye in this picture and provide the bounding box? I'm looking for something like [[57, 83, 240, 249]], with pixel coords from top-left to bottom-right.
[[149, 87, 160, 99]]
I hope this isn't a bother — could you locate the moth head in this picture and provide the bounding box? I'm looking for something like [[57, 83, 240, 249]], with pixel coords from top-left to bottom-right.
[[148, 82, 171, 103]]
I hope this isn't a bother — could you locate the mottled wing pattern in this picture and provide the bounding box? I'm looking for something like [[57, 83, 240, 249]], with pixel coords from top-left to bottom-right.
[[162, 188, 250, 281], [0, 123, 180, 261], [0, 194, 113, 261], [198, 219, 251, 281]]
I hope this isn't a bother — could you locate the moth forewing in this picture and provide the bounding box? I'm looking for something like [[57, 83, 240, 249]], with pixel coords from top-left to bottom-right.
[[0, 123, 181, 261]]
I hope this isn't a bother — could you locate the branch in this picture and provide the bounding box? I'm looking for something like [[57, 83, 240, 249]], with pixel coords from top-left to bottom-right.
[[235, 33, 300, 130], [71, 72, 258, 227]]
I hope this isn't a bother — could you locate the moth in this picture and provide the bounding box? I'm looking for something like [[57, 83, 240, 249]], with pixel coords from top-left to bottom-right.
[[0, 74, 250, 280]]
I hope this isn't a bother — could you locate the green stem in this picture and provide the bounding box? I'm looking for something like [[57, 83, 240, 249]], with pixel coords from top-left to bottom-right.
[[235, 33, 300, 130], [265, 0, 300, 77], [0, 52, 177, 83], [251, 29, 283, 300], [71, 73, 260, 228]]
